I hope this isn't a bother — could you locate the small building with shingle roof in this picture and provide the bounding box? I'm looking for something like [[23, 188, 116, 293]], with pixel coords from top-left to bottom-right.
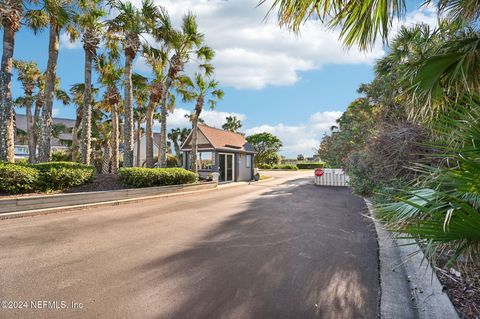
[[181, 125, 257, 182]]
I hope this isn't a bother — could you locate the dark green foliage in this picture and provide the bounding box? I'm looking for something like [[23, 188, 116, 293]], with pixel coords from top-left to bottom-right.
[[118, 167, 198, 188], [296, 162, 325, 169], [0, 163, 39, 193], [272, 164, 298, 170], [33, 162, 95, 190], [0, 162, 94, 193], [377, 101, 480, 264], [51, 151, 71, 162], [246, 132, 282, 165], [257, 163, 272, 169], [166, 154, 178, 167], [258, 163, 297, 170]]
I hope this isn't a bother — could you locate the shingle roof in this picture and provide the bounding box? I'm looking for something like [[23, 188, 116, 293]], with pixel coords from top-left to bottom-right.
[[183, 125, 256, 153]]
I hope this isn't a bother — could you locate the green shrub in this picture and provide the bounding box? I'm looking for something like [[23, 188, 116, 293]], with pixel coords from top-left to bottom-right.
[[272, 164, 298, 170], [167, 154, 179, 167], [296, 162, 325, 169], [257, 163, 272, 169], [33, 162, 95, 190], [0, 162, 39, 193], [118, 167, 198, 188], [51, 151, 71, 162]]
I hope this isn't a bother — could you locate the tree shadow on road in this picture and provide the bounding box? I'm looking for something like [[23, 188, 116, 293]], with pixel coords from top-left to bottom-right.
[[130, 183, 379, 319]]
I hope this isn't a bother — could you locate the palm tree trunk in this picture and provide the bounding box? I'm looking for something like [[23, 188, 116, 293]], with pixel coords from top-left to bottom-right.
[[158, 80, 172, 168], [110, 103, 119, 174], [38, 23, 60, 162], [145, 101, 154, 167], [33, 97, 42, 161], [102, 143, 111, 174], [81, 46, 93, 164], [123, 54, 134, 167], [0, 25, 16, 162], [25, 94, 36, 163], [136, 120, 141, 167], [191, 116, 199, 173], [71, 118, 80, 162]]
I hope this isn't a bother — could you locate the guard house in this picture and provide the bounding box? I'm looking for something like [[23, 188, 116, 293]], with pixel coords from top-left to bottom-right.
[[181, 125, 257, 182]]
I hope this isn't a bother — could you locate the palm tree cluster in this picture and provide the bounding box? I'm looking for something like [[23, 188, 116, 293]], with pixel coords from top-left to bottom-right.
[[0, 0, 223, 173]]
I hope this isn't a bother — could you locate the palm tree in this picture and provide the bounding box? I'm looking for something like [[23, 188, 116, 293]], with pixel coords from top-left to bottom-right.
[[107, 0, 159, 167], [73, 0, 105, 164], [13, 60, 42, 163], [96, 51, 123, 173], [69, 83, 99, 161], [36, 0, 76, 162], [222, 115, 242, 132], [155, 12, 214, 168], [263, 0, 480, 49], [168, 127, 190, 166], [142, 46, 169, 167], [132, 73, 148, 167], [179, 73, 224, 173], [0, 0, 24, 162]]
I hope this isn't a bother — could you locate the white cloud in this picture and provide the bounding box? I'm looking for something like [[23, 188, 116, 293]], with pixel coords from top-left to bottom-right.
[[153, 107, 247, 131], [244, 110, 342, 158], [131, 0, 437, 89], [59, 32, 81, 49], [52, 108, 61, 117]]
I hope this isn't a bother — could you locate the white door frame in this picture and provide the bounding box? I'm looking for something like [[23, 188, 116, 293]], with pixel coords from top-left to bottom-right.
[[218, 152, 235, 182]]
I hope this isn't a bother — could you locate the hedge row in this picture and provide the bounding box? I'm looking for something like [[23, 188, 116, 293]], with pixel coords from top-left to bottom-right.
[[258, 164, 298, 170], [258, 162, 325, 170], [118, 167, 197, 188], [296, 162, 325, 169], [0, 162, 95, 194]]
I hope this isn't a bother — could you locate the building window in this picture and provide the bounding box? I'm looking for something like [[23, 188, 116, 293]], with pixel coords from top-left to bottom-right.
[[197, 151, 214, 170], [14, 146, 28, 155], [246, 154, 251, 168]]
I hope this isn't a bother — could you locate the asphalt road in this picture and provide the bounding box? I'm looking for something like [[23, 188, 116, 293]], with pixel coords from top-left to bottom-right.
[[0, 171, 379, 319]]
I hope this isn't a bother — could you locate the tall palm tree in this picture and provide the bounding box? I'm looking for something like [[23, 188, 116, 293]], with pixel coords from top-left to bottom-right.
[[132, 73, 148, 167], [73, 0, 105, 164], [155, 12, 214, 168], [12, 60, 42, 163], [0, 0, 25, 162], [69, 83, 99, 161], [263, 0, 480, 49], [222, 115, 242, 132], [168, 127, 190, 166], [142, 45, 169, 167], [178, 73, 224, 173], [107, 0, 159, 167], [96, 50, 123, 173], [36, 0, 76, 162]]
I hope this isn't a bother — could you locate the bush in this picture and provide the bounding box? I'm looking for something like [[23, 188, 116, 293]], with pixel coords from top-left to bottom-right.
[[272, 164, 298, 170], [0, 162, 39, 193], [51, 151, 71, 162], [118, 167, 198, 188], [33, 162, 95, 190], [296, 162, 325, 169], [257, 163, 272, 169], [167, 154, 179, 167]]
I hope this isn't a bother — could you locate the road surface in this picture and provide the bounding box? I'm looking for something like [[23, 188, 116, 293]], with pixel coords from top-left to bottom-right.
[[0, 171, 379, 319]]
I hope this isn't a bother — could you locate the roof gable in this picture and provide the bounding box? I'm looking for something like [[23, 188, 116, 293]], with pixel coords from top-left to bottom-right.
[[181, 125, 256, 153]]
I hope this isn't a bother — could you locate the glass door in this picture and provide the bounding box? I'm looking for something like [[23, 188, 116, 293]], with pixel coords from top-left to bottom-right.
[[226, 154, 233, 181], [219, 154, 226, 182], [219, 154, 234, 182]]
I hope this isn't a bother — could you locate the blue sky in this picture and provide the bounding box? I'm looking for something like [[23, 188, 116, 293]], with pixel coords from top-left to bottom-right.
[[10, 0, 437, 157]]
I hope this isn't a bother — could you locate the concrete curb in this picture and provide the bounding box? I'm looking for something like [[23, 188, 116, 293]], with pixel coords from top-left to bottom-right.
[[364, 198, 459, 319], [0, 184, 218, 220]]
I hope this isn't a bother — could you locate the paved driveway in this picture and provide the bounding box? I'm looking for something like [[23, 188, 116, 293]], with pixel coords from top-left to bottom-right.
[[0, 171, 379, 319]]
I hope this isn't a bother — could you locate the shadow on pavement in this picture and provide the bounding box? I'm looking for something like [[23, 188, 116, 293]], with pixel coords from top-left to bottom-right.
[[131, 181, 379, 319]]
